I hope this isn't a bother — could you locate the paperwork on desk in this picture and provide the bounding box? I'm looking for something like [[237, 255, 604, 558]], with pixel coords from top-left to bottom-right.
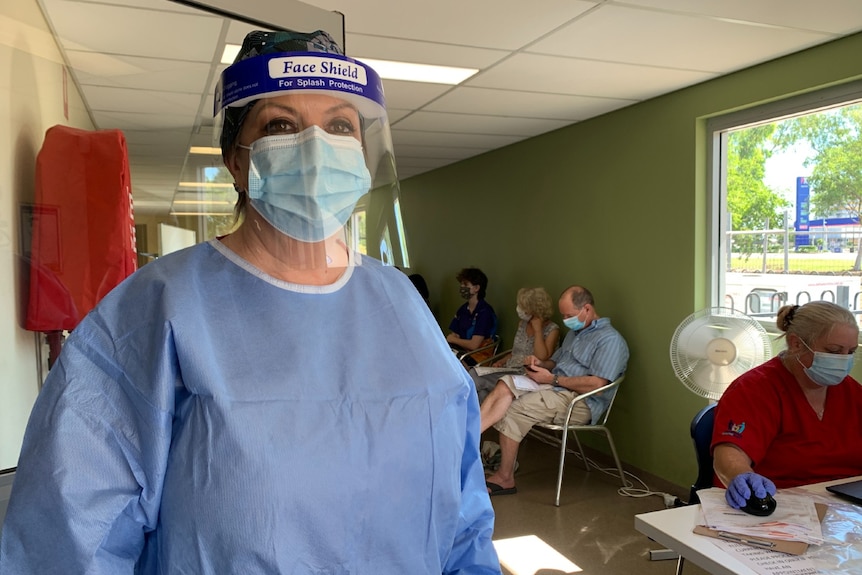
[[693, 487, 862, 575], [698, 488, 825, 547], [710, 536, 818, 575]]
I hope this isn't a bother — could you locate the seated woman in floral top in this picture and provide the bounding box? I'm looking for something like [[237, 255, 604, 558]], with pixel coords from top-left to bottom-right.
[[469, 287, 559, 403]]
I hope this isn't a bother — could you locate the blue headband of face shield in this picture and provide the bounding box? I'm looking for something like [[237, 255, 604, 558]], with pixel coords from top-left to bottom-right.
[[215, 51, 387, 155]]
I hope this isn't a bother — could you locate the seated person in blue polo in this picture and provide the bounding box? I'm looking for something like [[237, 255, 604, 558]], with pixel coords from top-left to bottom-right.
[[446, 267, 497, 366]]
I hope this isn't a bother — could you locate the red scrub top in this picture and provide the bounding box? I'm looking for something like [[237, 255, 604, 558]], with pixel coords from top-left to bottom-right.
[[712, 355, 862, 488]]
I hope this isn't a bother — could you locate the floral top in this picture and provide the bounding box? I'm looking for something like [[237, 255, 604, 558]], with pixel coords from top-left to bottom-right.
[[507, 320, 559, 366]]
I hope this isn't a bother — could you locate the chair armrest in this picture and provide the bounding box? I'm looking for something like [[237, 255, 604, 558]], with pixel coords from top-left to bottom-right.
[[475, 348, 513, 367], [558, 376, 625, 427], [457, 335, 501, 364]]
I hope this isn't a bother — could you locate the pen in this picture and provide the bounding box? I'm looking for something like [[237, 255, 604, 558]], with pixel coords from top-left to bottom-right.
[[717, 531, 776, 548]]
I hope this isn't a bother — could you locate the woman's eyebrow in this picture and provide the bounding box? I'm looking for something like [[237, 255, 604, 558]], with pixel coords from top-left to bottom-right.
[[325, 102, 360, 116], [253, 102, 298, 117]]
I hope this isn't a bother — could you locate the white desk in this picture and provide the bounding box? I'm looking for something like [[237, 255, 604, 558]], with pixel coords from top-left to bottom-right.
[[634, 478, 860, 575], [635, 505, 756, 575]]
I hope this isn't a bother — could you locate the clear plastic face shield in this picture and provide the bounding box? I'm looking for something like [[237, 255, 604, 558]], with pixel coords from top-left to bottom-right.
[[215, 49, 408, 269]]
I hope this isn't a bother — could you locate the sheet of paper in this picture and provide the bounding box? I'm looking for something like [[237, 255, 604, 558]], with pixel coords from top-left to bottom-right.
[[472, 366, 523, 377], [710, 537, 818, 575], [511, 375, 552, 392], [699, 488, 824, 544]]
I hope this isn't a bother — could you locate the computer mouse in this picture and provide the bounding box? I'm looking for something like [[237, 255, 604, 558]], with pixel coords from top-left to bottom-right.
[[741, 493, 777, 517]]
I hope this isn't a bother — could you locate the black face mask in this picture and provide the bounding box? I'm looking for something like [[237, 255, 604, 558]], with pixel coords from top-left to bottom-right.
[[459, 286, 472, 300]]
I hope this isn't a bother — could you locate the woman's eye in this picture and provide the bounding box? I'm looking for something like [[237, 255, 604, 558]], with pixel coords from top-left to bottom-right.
[[326, 118, 357, 136], [264, 118, 297, 135]]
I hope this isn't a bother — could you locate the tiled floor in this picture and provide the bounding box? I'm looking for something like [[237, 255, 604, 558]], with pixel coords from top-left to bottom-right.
[[487, 435, 711, 575]]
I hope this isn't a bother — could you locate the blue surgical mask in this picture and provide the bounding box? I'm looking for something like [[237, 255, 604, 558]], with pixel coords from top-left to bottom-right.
[[242, 126, 371, 242], [799, 340, 854, 387], [563, 310, 585, 332]]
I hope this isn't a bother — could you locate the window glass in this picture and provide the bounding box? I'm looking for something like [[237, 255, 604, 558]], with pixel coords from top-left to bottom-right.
[[711, 89, 862, 328]]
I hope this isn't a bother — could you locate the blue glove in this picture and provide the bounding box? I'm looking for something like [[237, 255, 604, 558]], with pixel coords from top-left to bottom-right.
[[726, 472, 776, 509]]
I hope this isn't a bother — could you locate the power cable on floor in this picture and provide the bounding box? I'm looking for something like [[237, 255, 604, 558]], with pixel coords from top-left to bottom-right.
[[527, 432, 679, 507]]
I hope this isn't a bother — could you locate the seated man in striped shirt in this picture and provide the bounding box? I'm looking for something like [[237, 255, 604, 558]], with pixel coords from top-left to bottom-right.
[[480, 285, 629, 496]]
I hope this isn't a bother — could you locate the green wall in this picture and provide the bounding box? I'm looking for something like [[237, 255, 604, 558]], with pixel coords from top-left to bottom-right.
[[398, 32, 862, 489]]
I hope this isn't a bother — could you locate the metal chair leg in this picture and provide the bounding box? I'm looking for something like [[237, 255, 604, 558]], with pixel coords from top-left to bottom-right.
[[601, 427, 627, 487], [570, 430, 590, 472], [554, 427, 569, 506]]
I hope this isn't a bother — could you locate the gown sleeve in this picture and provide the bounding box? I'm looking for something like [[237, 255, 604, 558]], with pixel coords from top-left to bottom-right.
[[0, 305, 175, 574], [443, 386, 502, 574]]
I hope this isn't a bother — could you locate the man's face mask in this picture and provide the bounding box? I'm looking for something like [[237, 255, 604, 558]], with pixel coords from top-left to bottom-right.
[[459, 286, 472, 300], [563, 307, 586, 331], [241, 126, 371, 242]]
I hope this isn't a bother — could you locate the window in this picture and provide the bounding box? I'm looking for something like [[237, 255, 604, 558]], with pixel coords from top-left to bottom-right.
[[709, 82, 862, 327]]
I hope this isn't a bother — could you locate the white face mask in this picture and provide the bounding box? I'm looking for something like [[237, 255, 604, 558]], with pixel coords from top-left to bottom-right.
[[516, 306, 531, 321]]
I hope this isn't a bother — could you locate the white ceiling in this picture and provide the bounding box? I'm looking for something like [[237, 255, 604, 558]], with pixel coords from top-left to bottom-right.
[[37, 0, 862, 215]]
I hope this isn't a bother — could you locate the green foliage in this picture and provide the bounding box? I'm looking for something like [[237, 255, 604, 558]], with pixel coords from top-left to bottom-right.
[[774, 104, 862, 269], [726, 125, 788, 256]]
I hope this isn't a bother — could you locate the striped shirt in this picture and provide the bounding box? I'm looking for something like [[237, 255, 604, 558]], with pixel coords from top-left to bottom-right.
[[551, 317, 629, 424]]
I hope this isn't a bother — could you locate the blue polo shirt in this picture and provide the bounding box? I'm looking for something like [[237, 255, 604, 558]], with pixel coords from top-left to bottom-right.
[[449, 299, 497, 340]]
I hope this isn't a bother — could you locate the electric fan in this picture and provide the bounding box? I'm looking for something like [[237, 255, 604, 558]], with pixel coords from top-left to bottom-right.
[[670, 307, 773, 400]]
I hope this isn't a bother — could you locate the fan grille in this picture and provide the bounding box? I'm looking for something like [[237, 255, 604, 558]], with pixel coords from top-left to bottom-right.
[[670, 307, 772, 400]]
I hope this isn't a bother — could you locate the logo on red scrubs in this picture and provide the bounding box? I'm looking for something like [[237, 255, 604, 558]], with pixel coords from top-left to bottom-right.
[[722, 420, 745, 437]]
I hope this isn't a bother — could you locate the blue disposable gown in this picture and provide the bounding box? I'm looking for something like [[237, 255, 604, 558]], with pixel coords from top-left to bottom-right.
[[0, 240, 501, 574]]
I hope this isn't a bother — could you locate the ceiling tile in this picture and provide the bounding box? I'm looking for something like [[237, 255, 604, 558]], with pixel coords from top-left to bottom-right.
[[42, 0, 223, 61], [347, 34, 507, 69], [425, 86, 634, 121], [470, 53, 716, 100], [380, 79, 453, 110], [85, 85, 201, 115], [93, 109, 198, 130], [622, 0, 862, 34], [394, 111, 571, 137], [393, 144, 483, 161], [531, 4, 835, 73], [300, 0, 599, 50], [391, 129, 521, 149], [102, 0, 207, 16], [396, 157, 466, 169], [122, 127, 193, 146], [67, 51, 211, 93]]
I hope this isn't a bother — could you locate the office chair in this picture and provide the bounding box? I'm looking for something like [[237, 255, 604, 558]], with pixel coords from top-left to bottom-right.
[[529, 376, 626, 506], [688, 403, 718, 504], [674, 403, 718, 575]]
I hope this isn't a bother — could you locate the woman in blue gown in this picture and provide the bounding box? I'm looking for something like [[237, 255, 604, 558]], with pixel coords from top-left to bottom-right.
[[0, 30, 500, 574]]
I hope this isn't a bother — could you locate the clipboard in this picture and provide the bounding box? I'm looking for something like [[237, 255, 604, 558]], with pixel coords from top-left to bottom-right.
[[693, 502, 828, 555]]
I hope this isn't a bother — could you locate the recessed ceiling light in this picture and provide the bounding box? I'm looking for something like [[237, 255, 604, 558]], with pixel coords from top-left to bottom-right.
[[170, 211, 234, 217], [189, 146, 223, 155], [357, 58, 477, 85], [177, 182, 235, 189], [221, 44, 241, 64], [172, 200, 232, 205]]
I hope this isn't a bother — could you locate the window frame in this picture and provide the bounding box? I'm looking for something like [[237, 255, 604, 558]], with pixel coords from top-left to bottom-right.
[[707, 80, 862, 332]]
